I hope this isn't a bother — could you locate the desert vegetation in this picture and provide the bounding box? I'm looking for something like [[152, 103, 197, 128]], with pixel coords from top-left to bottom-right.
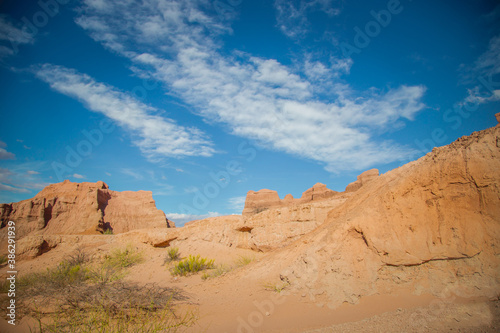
[[263, 280, 290, 294], [0, 247, 196, 332], [201, 255, 254, 280], [171, 254, 215, 276], [164, 247, 181, 264]]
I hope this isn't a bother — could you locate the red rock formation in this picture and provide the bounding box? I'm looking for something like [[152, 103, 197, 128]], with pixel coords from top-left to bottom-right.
[[273, 125, 500, 307], [0, 180, 172, 242], [299, 183, 337, 202], [242, 183, 339, 216], [242, 189, 282, 215], [344, 168, 379, 192]]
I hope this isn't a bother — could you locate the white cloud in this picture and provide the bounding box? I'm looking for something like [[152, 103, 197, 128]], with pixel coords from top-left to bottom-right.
[[183, 186, 199, 193], [27, 170, 40, 175], [0, 183, 30, 194], [76, 0, 426, 171], [121, 168, 144, 180], [72, 173, 85, 179], [34, 64, 215, 161], [0, 15, 34, 59], [274, 0, 340, 40], [460, 34, 500, 106], [0, 141, 15, 160], [473, 35, 500, 76], [165, 211, 221, 226], [228, 196, 246, 213], [0, 166, 48, 195]]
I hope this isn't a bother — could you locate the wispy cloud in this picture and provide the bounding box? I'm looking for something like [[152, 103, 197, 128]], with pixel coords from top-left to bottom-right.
[[76, 0, 426, 171], [165, 211, 221, 226], [274, 0, 340, 40], [0, 15, 34, 59], [460, 34, 500, 105], [0, 166, 48, 195], [472, 35, 500, 78], [0, 141, 15, 160], [72, 173, 85, 179], [121, 168, 144, 180], [34, 64, 215, 161], [227, 196, 246, 213], [0, 183, 30, 194]]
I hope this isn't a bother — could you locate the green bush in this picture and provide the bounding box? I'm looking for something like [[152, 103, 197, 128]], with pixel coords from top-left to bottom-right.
[[104, 246, 143, 269], [5, 248, 197, 332], [103, 229, 113, 235], [171, 255, 215, 276], [16, 260, 90, 295], [235, 255, 254, 267], [167, 247, 180, 261]]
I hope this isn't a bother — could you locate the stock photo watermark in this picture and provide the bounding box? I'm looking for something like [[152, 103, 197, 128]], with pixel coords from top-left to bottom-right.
[[178, 140, 257, 217], [214, 0, 243, 20], [9, 0, 71, 55], [340, 0, 412, 58], [413, 72, 500, 157], [5, 221, 17, 325]]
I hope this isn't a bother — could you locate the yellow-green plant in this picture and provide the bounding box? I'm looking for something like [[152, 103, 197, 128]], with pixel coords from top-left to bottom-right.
[[104, 246, 143, 269], [201, 264, 231, 280], [171, 255, 215, 276], [263, 281, 290, 293], [168, 247, 180, 261], [235, 255, 254, 267]]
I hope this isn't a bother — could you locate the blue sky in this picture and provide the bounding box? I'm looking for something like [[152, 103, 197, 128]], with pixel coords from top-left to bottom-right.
[[0, 0, 499, 225]]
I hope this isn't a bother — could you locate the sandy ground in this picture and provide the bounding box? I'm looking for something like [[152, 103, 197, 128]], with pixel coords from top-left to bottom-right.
[[1, 236, 498, 333]]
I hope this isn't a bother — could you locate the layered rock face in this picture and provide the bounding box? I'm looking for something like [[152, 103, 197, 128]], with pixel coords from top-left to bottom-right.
[[344, 168, 379, 192], [0, 180, 172, 242], [242, 182, 339, 216], [271, 125, 500, 307], [181, 183, 348, 252]]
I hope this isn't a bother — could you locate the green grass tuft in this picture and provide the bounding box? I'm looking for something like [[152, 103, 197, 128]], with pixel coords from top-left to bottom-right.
[[235, 255, 254, 267], [167, 247, 180, 261], [104, 245, 143, 269], [201, 264, 231, 280], [171, 255, 215, 276], [103, 229, 114, 235], [263, 281, 290, 293]]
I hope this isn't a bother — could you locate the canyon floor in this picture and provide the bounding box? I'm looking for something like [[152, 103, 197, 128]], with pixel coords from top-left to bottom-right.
[[0, 237, 499, 333]]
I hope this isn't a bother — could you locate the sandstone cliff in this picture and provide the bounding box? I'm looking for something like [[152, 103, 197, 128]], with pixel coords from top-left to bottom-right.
[[256, 124, 500, 307], [242, 182, 340, 216], [0, 180, 173, 243]]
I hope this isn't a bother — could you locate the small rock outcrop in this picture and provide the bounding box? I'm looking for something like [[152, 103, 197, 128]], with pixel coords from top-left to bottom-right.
[[344, 168, 379, 192], [242, 183, 338, 216], [242, 189, 282, 215], [0, 180, 172, 242], [300, 183, 337, 202]]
